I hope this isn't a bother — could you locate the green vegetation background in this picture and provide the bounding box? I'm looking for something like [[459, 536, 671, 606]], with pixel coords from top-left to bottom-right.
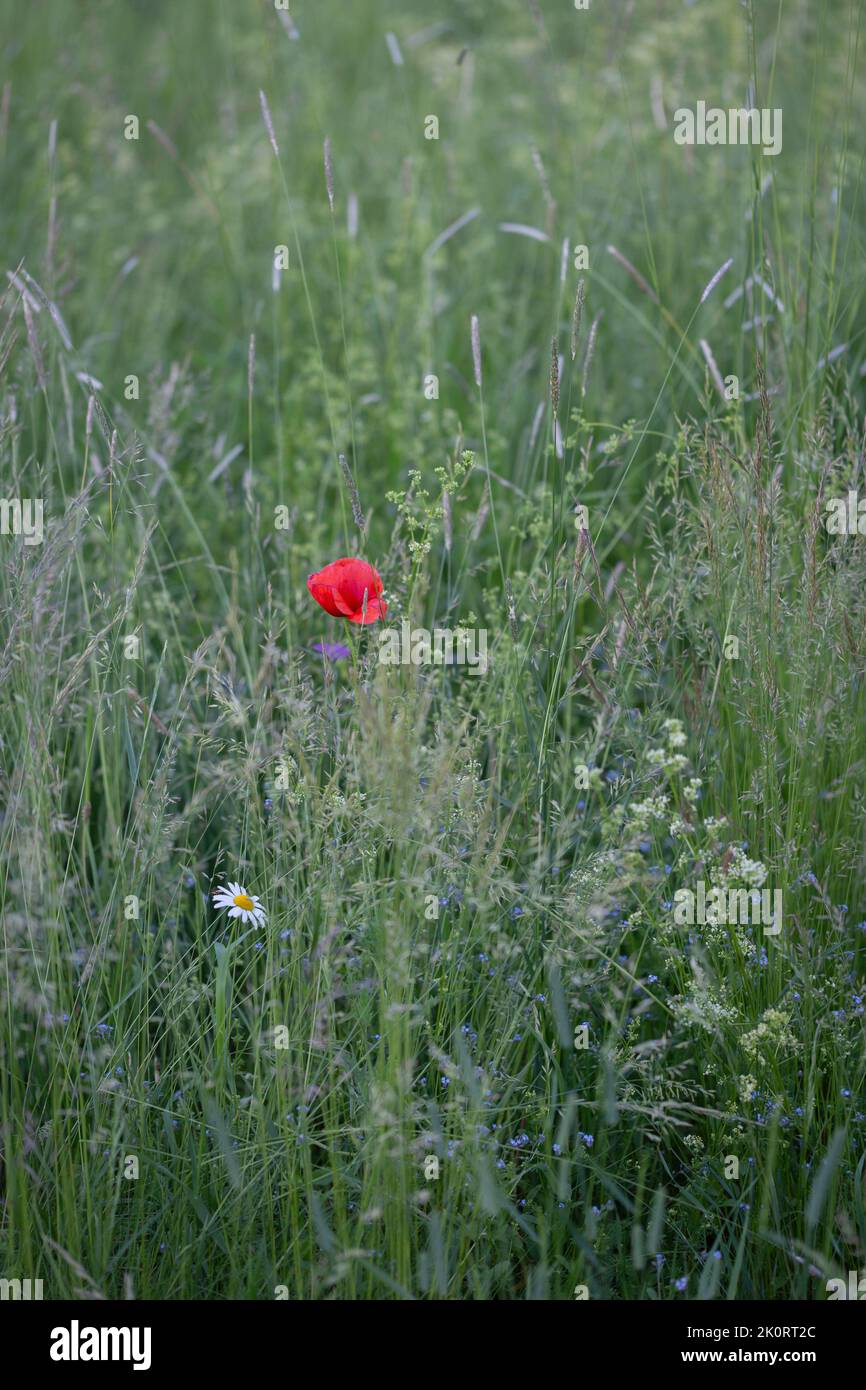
[[0, 0, 864, 1299]]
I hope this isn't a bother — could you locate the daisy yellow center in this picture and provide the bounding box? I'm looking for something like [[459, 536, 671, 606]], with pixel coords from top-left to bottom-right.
[[233, 893, 254, 912]]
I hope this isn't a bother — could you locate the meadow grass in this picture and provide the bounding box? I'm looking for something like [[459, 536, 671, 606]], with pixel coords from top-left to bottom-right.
[[0, 0, 864, 1300]]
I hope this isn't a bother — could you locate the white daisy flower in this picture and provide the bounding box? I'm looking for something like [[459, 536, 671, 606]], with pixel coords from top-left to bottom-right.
[[212, 881, 266, 928]]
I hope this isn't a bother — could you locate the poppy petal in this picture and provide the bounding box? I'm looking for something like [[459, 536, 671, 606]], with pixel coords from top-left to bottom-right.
[[347, 596, 388, 624], [307, 558, 386, 624]]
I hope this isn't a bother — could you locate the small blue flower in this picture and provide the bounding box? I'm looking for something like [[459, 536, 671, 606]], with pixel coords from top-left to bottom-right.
[[312, 641, 350, 662]]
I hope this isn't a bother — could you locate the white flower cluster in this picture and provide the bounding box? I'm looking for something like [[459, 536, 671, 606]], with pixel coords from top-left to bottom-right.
[[672, 984, 738, 1032], [741, 1007, 797, 1062], [627, 794, 670, 829], [645, 719, 689, 772], [711, 845, 768, 889], [662, 717, 687, 749]]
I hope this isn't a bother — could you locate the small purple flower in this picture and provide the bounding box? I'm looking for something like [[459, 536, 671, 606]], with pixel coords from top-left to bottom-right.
[[313, 641, 351, 662]]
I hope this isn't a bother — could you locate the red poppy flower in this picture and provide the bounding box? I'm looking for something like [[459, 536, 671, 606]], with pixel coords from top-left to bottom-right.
[[307, 557, 387, 625]]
